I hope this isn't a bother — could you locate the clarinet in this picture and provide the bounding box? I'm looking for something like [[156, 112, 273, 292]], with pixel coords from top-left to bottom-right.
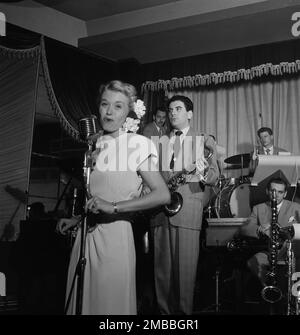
[[261, 189, 283, 304]]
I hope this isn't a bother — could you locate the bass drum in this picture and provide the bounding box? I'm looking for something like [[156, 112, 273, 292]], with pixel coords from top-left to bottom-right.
[[210, 183, 252, 218]]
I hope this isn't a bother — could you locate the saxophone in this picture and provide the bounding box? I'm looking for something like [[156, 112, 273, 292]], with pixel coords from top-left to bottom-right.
[[261, 189, 283, 304], [164, 147, 213, 216]]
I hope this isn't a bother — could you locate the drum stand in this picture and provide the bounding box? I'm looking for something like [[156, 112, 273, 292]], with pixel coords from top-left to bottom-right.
[[238, 155, 251, 184], [201, 265, 221, 313]]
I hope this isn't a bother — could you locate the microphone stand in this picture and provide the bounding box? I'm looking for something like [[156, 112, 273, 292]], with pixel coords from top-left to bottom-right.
[[64, 138, 93, 315], [75, 138, 93, 315], [64, 115, 99, 315]]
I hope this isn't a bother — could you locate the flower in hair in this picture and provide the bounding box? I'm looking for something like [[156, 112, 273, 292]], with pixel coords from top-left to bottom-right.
[[121, 117, 140, 133], [134, 99, 146, 119], [121, 99, 146, 133]]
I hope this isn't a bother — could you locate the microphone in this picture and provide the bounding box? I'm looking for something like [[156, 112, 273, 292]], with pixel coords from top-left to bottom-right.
[[78, 115, 99, 142]]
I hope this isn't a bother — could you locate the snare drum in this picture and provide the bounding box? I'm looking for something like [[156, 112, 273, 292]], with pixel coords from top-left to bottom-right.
[[210, 182, 251, 218]]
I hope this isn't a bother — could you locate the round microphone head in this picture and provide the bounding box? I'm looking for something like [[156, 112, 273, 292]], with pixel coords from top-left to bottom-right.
[[78, 115, 99, 141]]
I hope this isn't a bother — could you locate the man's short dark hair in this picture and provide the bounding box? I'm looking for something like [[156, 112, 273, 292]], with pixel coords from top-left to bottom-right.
[[267, 177, 288, 192], [167, 95, 193, 112], [153, 107, 167, 116], [257, 127, 273, 137]]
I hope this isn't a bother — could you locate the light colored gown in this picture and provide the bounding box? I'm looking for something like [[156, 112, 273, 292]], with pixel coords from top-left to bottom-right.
[[65, 132, 157, 315]]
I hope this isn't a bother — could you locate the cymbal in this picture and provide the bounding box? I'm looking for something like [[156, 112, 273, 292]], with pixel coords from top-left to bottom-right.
[[224, 153, 251, 165]]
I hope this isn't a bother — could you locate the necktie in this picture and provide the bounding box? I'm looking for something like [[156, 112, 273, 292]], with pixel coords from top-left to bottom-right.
[[170, 130, 183, 170], [266, 148, 271, 155]]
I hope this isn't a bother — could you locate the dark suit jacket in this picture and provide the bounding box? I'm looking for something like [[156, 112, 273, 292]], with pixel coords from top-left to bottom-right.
[[142, 121, 168, 139]]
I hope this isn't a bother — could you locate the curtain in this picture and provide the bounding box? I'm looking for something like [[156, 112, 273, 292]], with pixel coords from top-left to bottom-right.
[[0, 46, 40, 240], [142, 39, 300, 83], [42, 37, 118, 140], [165, 74, 300, 179], [1, 24, 120, 142], [0, 25, 122, 240]]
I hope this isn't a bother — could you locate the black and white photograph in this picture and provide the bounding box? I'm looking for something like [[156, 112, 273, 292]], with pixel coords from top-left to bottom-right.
[[1, 0, 300, 321]]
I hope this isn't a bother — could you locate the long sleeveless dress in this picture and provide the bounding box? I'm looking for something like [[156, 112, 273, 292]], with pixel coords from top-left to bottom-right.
[[65, 132, 157, 315]]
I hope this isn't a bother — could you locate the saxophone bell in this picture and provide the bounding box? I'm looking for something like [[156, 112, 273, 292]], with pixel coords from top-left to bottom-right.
[[261, 284, 283, 304], [164, 192, 183, 216]]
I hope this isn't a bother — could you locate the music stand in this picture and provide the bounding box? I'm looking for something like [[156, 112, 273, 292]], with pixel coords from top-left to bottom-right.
[[251, 155, 300, 187], [199, 218, 247, 314]]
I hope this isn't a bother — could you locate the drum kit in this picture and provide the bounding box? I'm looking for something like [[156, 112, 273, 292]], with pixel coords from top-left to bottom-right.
[[205, 152, 252, 219]]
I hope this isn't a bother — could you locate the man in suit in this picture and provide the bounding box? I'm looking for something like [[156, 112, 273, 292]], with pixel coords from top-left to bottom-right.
[[249, 126, 290, 206], [151, 95, 219, 315], [142, 107, 169, 140], [239, 177, 300, 286], [250, 127, 289, 172]]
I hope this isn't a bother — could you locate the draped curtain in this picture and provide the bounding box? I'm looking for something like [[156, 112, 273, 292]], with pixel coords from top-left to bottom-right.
[[42, 37, 118, 140], [164, 75, 300, 178], [142, 39, 300, 179], [0, 46, 40, 240], [2, 24, 119, 142], [0, 24, 119, 240], [167, 75, 300, 152]]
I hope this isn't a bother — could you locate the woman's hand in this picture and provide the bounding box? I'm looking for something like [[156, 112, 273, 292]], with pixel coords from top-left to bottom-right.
[[85, 196, 114, 214], [56, 216, 80, 235]]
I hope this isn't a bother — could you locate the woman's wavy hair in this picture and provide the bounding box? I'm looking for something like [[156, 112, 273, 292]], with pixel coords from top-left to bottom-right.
[[96, 80, 137, 118]]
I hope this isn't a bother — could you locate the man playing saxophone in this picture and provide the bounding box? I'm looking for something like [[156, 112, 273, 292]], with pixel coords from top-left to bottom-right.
[[239, 177, 300, 298], [150, 95, 219, 315]]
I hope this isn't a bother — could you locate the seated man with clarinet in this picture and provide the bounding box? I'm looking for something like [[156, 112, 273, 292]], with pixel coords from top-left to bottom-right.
[[237, 177, 300, 312]]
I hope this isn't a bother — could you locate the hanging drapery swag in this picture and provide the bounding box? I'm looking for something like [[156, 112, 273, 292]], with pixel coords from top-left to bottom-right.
[[141, 60, 300, 93], [0, 36, 82, 143], [0, 44, 40, 59], [40, 37, 81, 142]]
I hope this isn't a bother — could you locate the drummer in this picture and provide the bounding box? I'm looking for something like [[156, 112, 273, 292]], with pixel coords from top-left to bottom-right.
[[249, 127, 289, 173], [249, 126, 291, 208]]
